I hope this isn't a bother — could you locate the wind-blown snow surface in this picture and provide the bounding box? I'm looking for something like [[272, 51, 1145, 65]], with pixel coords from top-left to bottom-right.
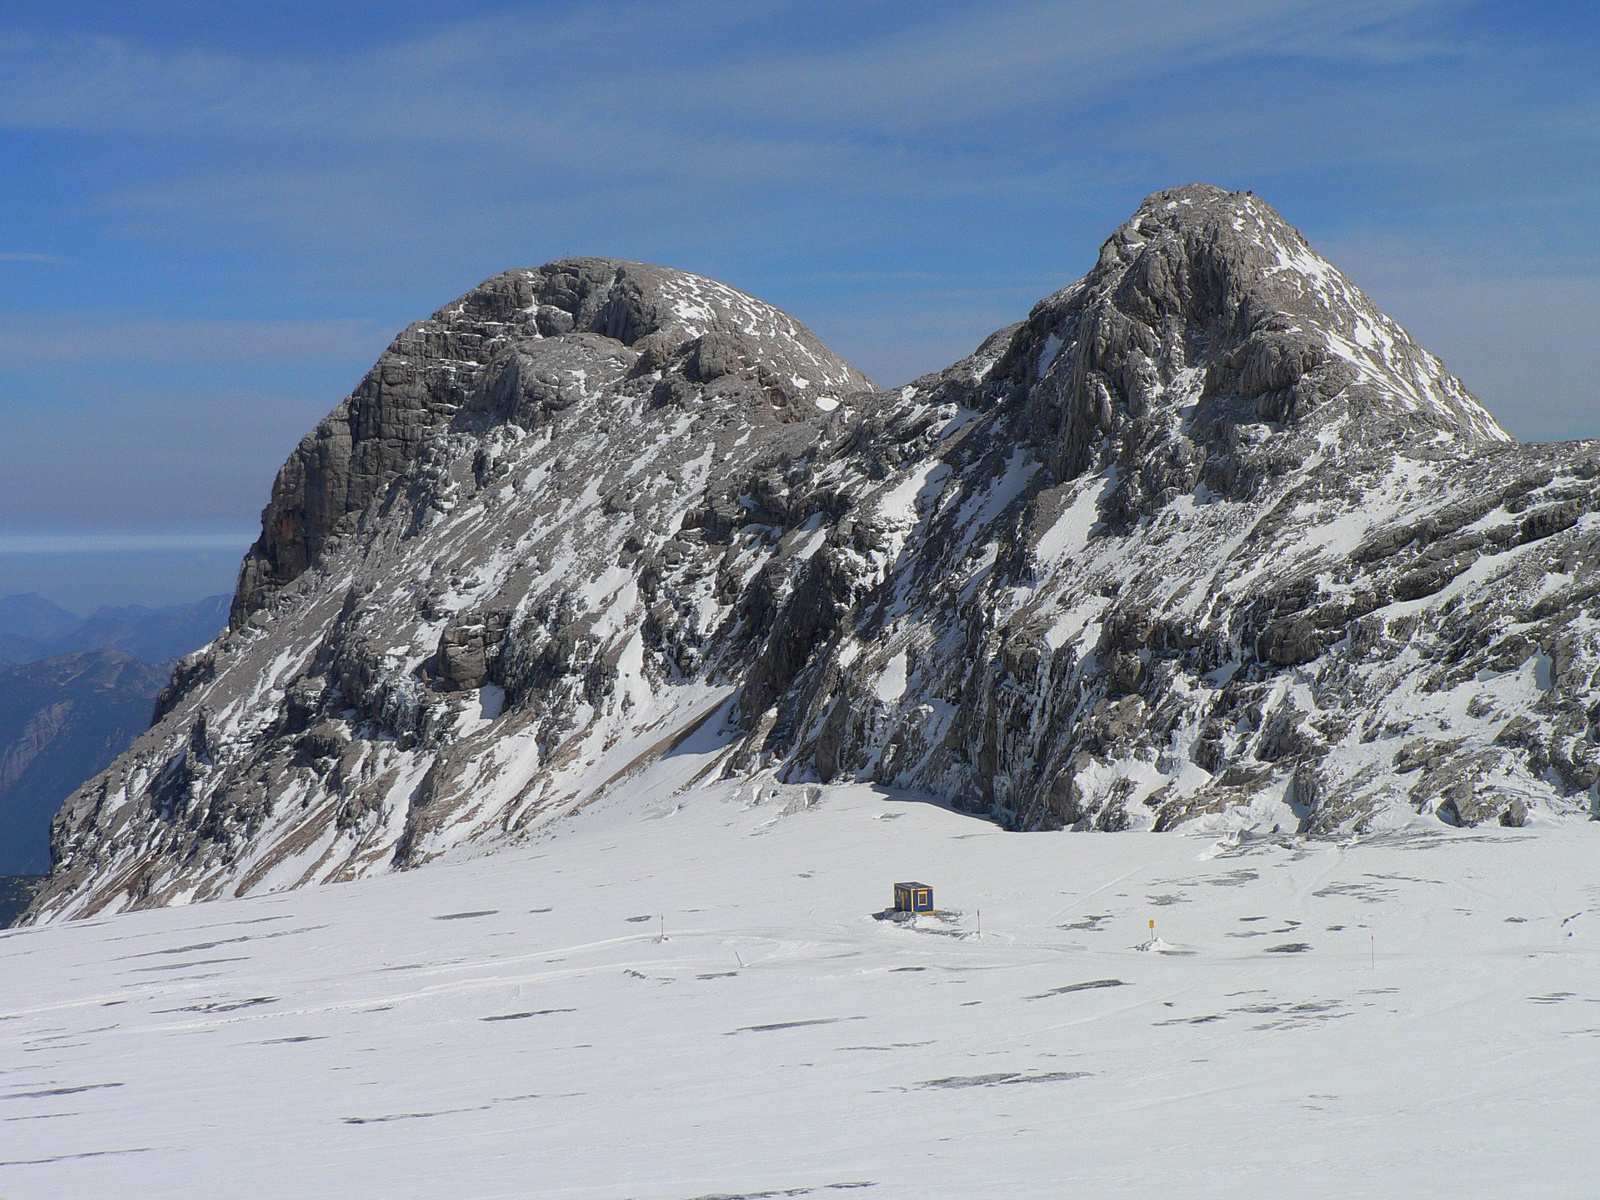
[[5, 724, 1598, 1198]]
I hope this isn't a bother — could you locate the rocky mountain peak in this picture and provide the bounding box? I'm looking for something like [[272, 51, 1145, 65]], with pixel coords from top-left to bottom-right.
[[26, 187, 1600, 924], [979, 184, 1511, 526], [233, 258, 871, 625]]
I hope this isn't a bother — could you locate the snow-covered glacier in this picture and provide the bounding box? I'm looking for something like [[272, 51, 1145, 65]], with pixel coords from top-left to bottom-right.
[[4, 760, 1598, 1196]]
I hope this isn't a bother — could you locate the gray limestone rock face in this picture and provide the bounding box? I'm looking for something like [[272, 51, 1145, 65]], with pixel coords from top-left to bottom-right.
[[25, 186, 1600, 923], [230, 259, 869, 627]]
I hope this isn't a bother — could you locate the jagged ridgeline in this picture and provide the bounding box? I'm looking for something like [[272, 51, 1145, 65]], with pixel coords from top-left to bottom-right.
[[29, 184, 1600, 921]]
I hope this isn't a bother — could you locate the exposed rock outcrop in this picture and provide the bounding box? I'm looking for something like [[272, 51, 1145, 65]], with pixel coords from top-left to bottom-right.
[[28, 186, 1600, 922]]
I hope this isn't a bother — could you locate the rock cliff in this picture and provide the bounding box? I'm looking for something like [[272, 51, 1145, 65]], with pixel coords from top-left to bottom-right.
[[28, 186, 1600, 921]]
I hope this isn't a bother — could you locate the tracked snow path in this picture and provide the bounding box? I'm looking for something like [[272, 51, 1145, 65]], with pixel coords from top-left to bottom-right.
[[3, 738, 1598, 1198]]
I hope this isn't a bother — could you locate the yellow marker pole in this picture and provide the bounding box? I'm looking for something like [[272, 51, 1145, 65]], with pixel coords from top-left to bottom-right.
[[1148, 919, 1155, 941]]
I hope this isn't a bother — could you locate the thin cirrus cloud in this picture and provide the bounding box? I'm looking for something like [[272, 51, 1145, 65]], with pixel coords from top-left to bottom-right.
[[690, 0, 1466, 131], [0, 4, 1559, 266], [0, 4, 1593, 358], [13, 5, 1566, 290], [0, 3, 1480, 166], [44, 3, 1555, 285]]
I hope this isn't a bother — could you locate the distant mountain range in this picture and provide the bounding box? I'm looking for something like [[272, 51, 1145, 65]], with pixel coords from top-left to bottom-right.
[[0, 593, 229, 880], [0, 651, 173, 875], [0, 593, 231, 666]]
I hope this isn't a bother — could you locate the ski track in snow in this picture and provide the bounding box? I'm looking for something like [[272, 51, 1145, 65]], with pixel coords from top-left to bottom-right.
[[3, 730, 1598, 1198]]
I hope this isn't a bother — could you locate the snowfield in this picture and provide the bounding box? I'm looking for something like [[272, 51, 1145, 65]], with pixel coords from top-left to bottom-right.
[[4, 732, 1599, 1198]]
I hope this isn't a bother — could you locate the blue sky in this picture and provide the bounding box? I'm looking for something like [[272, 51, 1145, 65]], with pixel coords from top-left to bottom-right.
[[2, 1, 1598, 610]]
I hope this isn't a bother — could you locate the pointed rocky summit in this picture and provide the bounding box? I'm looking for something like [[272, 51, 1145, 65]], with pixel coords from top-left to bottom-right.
[[28, 185, 1600, 922]]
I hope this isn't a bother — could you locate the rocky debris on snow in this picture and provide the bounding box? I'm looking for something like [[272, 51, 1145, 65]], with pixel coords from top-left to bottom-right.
[[26, 186, 1600, 922]]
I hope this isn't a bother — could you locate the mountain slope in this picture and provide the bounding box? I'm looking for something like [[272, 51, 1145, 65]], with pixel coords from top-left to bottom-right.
[[0, 594, 230, 666], [0, 651, 167, 875], [27, 186, 1600, 922], [57, 595, 231, 664], [0, 594, 81, 664], [0, 595, 229, 876]]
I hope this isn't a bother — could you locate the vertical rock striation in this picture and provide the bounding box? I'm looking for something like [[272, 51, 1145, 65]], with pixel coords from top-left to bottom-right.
[[28, 186, 1600, 922]]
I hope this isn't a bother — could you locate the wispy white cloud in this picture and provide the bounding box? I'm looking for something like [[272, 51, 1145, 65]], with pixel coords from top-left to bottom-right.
[[0, 0, 1572, 313], [0, 2, 1478, 169], [0, 0, 1516, 299], [693, 0, 1467, 133]]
